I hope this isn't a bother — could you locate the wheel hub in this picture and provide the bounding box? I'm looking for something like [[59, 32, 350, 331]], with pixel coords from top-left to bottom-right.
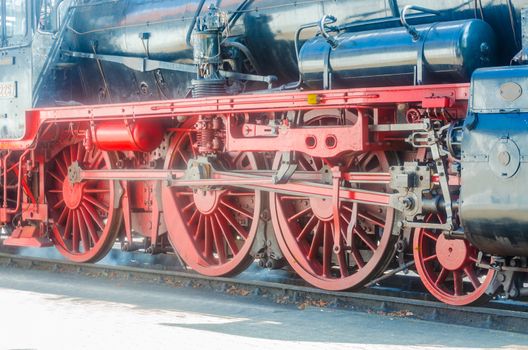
[[435, 235, 470, 271], [62, 177, 85, 209], [309, 197, 333, 221], [193, 189, 223, 214]]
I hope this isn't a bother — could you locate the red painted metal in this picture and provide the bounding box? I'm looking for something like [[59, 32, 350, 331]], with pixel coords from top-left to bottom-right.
[[31, 84, 469, 122], [46, 144, 122, 263], [0, 84, 469, 153], [270, 151, 398, 291], [3, 225, 53, 248], [77, 167, 392, 207], [161, 120, 261, 276], [413, 214, 495, 306], [0, 82, 471, 295], [268, 115, 399, 290], [93, 120, 165, 152], [226, 112, 367, 157]]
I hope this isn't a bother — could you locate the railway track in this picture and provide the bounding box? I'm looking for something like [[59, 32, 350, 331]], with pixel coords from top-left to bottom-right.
[[1, 251, 527, 334]]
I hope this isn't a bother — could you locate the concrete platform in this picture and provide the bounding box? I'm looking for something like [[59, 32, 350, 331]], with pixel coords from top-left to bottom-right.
[[0, 266, 527, 350]]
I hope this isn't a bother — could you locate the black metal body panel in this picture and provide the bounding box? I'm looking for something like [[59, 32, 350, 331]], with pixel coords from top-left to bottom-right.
[[461, 66, 528, 256], [0, 0, 524, 137]]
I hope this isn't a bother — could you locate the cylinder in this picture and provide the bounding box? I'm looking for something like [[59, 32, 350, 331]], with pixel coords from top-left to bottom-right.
[[299, 19, 497, 89], [94, 120, 165, 152]]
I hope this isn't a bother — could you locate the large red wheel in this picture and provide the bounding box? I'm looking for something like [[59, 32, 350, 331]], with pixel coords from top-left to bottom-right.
[[162, 122, 262, 277], [270, 151, 398, 290], [269, 113, 398, 290], [46, 143, 121, 263], [414, 214, 495, 305]]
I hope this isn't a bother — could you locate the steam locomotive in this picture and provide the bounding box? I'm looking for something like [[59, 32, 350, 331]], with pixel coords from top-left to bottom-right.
[[1, 0, 528, 306]]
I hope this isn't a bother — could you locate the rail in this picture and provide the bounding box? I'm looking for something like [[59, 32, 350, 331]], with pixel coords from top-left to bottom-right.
[[1, 252, 527, 334]]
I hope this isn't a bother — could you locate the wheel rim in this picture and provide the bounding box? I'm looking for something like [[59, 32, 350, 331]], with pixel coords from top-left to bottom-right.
[[162, 121, 262, 277], [47, 143, 121, 263], [413, 214, 495, 305]]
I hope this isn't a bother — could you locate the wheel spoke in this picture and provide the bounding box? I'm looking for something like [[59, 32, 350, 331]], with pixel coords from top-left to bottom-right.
[[48, 171, 64, 184], [178, 148, 189, 166], [72, 211, 80, 253], [423, 230, 438, 241], [354, 226, 377, 251], [84, 195, 109, 213], [423, 254, 437, 263], [55, 158, 67, 178], [76, 210, 90, 252], [62, 150, 71, 170], [64, 210, 73, 240], [287, 206, 311, 223], [214, 213, 239, 256], [358, 211, 385, 228], [307, 222, 323, 261], [70, 143, 76, 164], [220, 199, 253, 219], [469, 255, 479, 263], [187, 133, 197, 157], [203, 216, 213, 258], [90, 151, 104, 170], [57, 206, 69, 225], [296, 215, 317, 242], [80, 206, 99, 244], [218, 206, 248, 240], [84, 188, 110, 194], [187, 209, 199, 226], [464, 266, 481, 290], [52, 199, 65, 211], [82, 202, 105, 231], [210, 217, 226, 264], [453, 271, 463, 296], [76, 142, 85, 163], [350, 248, 365, 269], [194, 214, 205, 240], [435, 267, 448, 287], [182, 201, 195, 213], [339, 213, 350, 225]]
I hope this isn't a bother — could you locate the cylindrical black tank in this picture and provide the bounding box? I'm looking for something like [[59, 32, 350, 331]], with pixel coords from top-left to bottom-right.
[[299, 19, 496, 88], [67, 0, 528, 87]]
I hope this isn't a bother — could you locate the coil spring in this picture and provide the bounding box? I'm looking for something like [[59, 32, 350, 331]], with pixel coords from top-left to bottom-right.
[[198, 124, 215, 153], [192, 79, 226, 98]]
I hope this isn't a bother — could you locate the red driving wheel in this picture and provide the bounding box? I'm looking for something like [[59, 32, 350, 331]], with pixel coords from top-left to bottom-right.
[[269, 115, 399, 290], [414, 214, 496, 305], [47, 143, 121, 263], [162, 119, 262, 277]]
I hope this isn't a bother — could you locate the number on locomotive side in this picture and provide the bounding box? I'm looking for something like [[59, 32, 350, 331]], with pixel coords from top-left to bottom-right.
[[0, 82, 16, 98]]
